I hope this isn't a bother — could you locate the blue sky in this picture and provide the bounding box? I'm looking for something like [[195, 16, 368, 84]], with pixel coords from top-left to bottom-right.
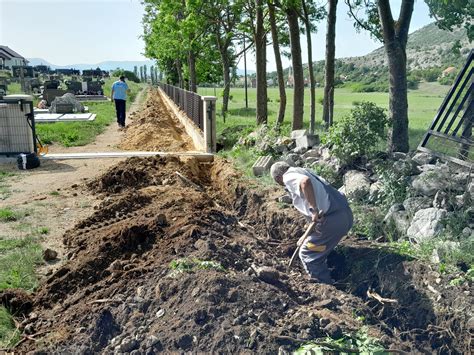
[[1, 0, 434, 71]]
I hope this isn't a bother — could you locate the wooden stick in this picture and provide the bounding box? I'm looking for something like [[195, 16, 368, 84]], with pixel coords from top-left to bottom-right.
[[288, 221, 316, 267], [367, 289, 398, 304], [175, 171, 204, 192]]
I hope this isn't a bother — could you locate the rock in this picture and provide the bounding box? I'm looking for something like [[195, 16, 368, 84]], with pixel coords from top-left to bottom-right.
[[369, 181, 383, 201], [412, 152, 436, 165], [411, 167, 450, 196], [319, 147, 331, 161], [120, 336, 139, 352], [292, 146, 307, 155], [302, 149, 321, 159], [287, 153, 300, 164], [291, 129, 307, 139], [49, 93, 85, 113], [462, 227, 471, 237], [156, 309, 165, 318], [319, 318, 330, 327], [155, 214, 167, 226], [323, 323, 343, 339], [383, 210, 411, 237], [255, 266, 280, 285], [388, 203, 405, 213], [136, 286, 145, 298], [295, 135, 320, 149], [304, 157, 318, 165], [274, 144, 288, 154], [257, 311, 270, 323], [467, 316, 474, 331], [391, 152, 407, 160], [43, 248, 58, 261], [176, 334, 192, 349], [403, 197, 432, 214], [433, 190, 453, 210], [343, 170, 371, 201], [393, 158, 419, 175], [278, 194, 292, 204], [407, 208, 447, 243]]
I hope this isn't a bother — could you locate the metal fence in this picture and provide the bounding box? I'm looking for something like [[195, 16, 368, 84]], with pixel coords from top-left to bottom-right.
[[159, 83, 204, 131], [419, 49, 473, 167]]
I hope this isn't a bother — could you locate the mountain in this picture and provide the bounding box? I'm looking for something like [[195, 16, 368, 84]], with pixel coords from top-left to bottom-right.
[[26, 58, 156, 72], [341, 22, 473, 70]]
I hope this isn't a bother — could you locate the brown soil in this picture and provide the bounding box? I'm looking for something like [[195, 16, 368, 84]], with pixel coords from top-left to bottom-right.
[[120, 89, 195, 152], [6, 156, 471, 354]]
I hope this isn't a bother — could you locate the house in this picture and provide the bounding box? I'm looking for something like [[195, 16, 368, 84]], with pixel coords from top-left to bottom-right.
[[0, 45, 28, 69]]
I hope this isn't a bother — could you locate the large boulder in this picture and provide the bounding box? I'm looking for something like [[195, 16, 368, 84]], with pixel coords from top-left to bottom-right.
[[383, 210, 411, 237], [411, 164, 451, 196], [343, 170, 371, 201], [407, 208, 447, 243], [412, 152, 437, 165], [49, 93, 85, 113], [402, 197, 432, 214]]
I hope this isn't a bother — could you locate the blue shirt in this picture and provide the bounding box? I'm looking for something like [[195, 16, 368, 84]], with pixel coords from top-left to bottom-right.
[[112, 80, 129, 100]]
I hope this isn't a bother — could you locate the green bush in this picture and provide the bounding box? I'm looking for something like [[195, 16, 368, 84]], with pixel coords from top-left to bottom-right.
[[351, 205, 386, 240], [111, 69, 140, 83], [322, 101, 389, 165]]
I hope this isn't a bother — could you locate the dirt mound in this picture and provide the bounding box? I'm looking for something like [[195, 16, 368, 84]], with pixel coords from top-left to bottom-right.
[[120, 90, 195, 152], [13, 157, 472, 353]]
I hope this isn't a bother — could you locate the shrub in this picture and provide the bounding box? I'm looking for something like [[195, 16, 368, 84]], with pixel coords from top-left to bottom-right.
[[322, 101, 389, 165]]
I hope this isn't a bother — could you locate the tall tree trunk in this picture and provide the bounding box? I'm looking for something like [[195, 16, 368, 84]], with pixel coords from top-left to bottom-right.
[[268, 1, 286, 126], [378, 0, 413, 153], [302, 0, 315, 134], [188, 50, 197, 93], [287, 7, 304, 130], [255, 0, 268, 125], [221, 53, 231, 120], [323, 0, 337, 128], [175, 59, 184, 89]]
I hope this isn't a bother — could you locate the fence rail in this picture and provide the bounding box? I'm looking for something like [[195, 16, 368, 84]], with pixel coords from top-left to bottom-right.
[[159, 83, 204, 131]]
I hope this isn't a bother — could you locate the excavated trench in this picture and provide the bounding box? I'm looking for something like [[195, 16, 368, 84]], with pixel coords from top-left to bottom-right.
[[2, 156, 472, 354]]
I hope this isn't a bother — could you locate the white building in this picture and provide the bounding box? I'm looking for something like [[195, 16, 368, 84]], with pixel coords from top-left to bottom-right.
[[0, 46, 28, 69]]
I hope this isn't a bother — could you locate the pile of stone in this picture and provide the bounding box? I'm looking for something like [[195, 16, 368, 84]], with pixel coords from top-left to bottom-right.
[[49, 93, 85, 113], [249, 128, 474, 259]]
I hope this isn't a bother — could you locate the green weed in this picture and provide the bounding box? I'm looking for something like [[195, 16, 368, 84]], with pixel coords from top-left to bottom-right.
[[0, 208, 20, 222], [37, 227, 49, 235], [0, 306, 20, 349], [295, 326, 387, 354], [169, 258, 225, 274], [0, 240, 43, 291]]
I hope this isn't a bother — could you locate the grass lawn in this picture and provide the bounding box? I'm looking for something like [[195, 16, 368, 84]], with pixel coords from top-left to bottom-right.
[[35, 78, 145, 147], [198, 81, 449, 150]]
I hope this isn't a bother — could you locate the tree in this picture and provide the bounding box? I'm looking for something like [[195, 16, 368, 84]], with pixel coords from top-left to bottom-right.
[[286, 2, 305, 130], [268, 0, 287, 126], [346, 0, 472, 153], [133, 65, 138, 78], [144, 64, 148, 82], [322, 0, 337, 128], [254, 0, 268, 124], [140, 66, 144, 82], [300, 0, 324, 134]]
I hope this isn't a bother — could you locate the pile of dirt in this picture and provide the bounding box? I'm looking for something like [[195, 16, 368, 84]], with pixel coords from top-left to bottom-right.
[[120, 90, 195, 152], [6, 157, 472, 353]]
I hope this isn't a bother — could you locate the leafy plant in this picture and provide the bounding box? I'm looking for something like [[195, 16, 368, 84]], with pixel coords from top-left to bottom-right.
[[295, 326, 387, 354], [169, 258, 225, 274], [311, 164, 342, 189], [322, 101, 389, 165], [372, 162, 410, 208], [351, 205, 386, 240], [0, 208, 19, 222]]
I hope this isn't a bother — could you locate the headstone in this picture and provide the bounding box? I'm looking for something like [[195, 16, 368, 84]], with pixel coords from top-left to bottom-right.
[[252, 156, 273, 176]]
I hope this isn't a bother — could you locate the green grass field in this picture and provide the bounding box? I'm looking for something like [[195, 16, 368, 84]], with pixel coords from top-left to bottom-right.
[[35, 78, 145, 147], [199, 82, 449, 150]]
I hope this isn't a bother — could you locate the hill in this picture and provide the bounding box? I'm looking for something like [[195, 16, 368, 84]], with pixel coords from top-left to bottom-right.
[[342, 22, 473, 70], [26, 58, 156, 72]]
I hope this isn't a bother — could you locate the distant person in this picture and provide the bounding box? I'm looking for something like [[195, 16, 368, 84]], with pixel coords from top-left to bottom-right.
[[111, 75, 130, 129]]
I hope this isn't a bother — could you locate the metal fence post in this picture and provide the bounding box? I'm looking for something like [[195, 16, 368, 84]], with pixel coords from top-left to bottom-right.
[[201, 96, 217, 153]]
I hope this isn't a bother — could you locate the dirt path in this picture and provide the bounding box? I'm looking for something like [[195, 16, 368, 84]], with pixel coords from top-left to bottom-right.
[[0, 88, 147, 276]]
